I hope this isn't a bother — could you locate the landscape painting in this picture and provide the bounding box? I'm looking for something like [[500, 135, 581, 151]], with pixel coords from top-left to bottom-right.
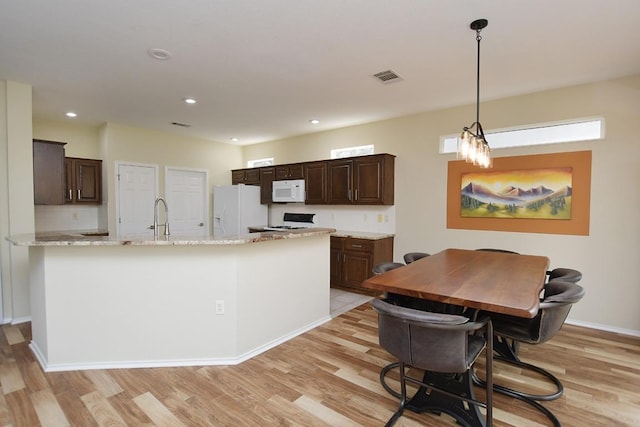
[[460, 167, 573, 219]]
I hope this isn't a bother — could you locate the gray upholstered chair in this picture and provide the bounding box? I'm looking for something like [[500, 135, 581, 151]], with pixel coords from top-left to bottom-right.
[[372, 262, 405, 275], [475, 280, 585, 427], [402, 252, 430, 264], [372, 298, 493, 427], [546, 267, 582, 283], [476, 248, 520, 254]]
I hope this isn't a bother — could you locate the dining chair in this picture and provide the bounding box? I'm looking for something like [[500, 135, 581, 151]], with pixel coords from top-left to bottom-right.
[[372, 262, 405, 275], [475, 279, 585, 427], [372, 298, 493, 427], [475, 248, 520, 254], [546, 267, 582, 283], [402, 252, 430, 264]]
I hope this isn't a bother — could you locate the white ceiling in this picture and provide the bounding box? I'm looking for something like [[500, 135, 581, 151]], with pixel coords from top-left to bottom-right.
[[2, 1, 639, 146]]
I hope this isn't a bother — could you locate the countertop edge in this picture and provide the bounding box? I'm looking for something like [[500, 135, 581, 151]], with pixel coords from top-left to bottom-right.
[[331, 230, 395, 240], [7, 228, 336, 247]]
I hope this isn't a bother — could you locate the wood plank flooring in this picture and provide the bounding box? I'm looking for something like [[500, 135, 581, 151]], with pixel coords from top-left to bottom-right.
[[1, 303, 639, 426]]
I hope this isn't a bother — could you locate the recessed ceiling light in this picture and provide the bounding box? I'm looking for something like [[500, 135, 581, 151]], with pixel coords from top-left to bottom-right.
[[65, 112, 77, 118], [184, 98, 197, 104], [148, 48, 172, 60], [309, 119, 320, 124], [230, 137, 239, 142]]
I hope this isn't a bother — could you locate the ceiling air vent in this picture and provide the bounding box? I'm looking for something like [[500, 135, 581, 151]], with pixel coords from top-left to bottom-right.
[[171, 122, 191, 127], [372, 69, 403, 84]]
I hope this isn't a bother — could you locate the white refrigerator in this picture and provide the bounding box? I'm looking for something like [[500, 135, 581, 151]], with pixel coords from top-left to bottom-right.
[[213, 184, 268, 237]]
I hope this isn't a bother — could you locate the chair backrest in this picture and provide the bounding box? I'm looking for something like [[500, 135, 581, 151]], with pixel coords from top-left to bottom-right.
[[546, 267, 582, 283], [403, 252, 430, 264], [476, 248, 520, 254], [372, 299, 488, 373], [534, 280, 585, 342], [493, 280, 585, 344], [372, 262, 405, 275]]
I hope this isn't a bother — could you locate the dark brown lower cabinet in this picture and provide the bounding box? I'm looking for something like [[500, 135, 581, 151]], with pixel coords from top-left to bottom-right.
[[330, 235, 394, 293]]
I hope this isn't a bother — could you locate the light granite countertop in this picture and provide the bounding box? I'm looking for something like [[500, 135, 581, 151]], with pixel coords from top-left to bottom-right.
[[331, 230, 395, 240], [7, 228, 336, 247]]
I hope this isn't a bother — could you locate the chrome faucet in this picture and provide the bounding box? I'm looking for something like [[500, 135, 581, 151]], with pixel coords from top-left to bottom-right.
[[153, 197, 170, 237]]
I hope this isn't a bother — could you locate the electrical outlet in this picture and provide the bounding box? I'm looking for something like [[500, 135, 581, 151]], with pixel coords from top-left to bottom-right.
[[377, 214, 383, 223], [215, 300, 225, 315]]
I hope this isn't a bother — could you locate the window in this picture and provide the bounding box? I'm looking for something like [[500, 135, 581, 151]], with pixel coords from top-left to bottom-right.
[[440, 118, 604, 154], [331, 144, 374, 159], [247, 158, 273, 168]]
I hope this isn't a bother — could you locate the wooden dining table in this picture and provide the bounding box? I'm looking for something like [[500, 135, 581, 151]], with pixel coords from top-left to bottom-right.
[[362, 248, 550, 318], [361, 248, 550, 427]]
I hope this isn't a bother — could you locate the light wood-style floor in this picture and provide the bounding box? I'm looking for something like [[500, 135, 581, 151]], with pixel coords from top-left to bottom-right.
[[1, 303, 639, 426]]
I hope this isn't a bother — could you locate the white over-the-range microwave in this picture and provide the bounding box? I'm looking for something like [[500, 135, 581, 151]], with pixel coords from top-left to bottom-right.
[[272, 179, 305, 203]]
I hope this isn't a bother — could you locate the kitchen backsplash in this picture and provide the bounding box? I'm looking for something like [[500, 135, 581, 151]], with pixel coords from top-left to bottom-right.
[[35, 201, 394, 235], [35, 205, 107, 232], [269, 203, 395, 234]]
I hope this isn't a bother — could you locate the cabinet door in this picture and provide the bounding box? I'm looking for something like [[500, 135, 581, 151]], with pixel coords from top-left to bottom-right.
[[64, 158, 74, 203], [330, 237, 345, 286], [33, 140, 66, 205], [275, 163, 304, 180], [74, 159, 102, 203], [354, 157, 382, 204], [244, 168, 260, 184], [304, 161, 327, 204], [231, 168, 260, 185], [260, 167, 275, 204], [327, 159, 353, 204], [330, 247, 343, 286], [231, 169, 245, 184], [343, 251, 373, 287]]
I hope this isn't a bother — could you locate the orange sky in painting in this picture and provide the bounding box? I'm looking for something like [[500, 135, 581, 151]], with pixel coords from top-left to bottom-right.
[[461, 167, 573, 192]]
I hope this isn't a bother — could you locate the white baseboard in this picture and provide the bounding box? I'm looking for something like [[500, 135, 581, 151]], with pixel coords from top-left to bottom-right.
[[31, 315, 332, 372], [565, 319, 640, 337]]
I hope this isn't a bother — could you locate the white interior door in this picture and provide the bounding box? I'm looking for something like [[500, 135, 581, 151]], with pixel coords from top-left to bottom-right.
[[117, 163, 157, 237], [166, 167, 208, 236]]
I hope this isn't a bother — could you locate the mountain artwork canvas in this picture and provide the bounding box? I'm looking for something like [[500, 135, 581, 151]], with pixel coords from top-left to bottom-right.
[[460, 167, 573, 219]]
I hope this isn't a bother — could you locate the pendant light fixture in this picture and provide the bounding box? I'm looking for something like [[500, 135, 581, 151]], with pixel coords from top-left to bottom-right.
[[458, 18, 492, 168]]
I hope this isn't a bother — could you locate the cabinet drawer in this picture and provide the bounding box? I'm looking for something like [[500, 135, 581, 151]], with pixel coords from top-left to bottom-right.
[[344, 238, 374, 252], [330, 236, 344, 250]]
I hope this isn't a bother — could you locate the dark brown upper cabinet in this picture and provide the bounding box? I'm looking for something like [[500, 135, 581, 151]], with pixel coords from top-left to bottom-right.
[[304, 161, 328, 205], [65, 157, 102, 204], [275, 163, 304, 180], [259, 167, 275, 204], [33, 139, 66, 205], [328, 154, 394, 205], [231, 168, 261, 185]]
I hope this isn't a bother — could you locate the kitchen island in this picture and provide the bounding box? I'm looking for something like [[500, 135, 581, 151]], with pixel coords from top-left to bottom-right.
[[8, 228, 334, 372]]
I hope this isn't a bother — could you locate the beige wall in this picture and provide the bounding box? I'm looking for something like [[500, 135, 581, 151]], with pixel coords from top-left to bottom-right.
[[242, 75, 640, 333], [0, 81, 35, 322], [100, 123, 242, 233], [33, 119, 100, 158], [3, 76, 639, 333]]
